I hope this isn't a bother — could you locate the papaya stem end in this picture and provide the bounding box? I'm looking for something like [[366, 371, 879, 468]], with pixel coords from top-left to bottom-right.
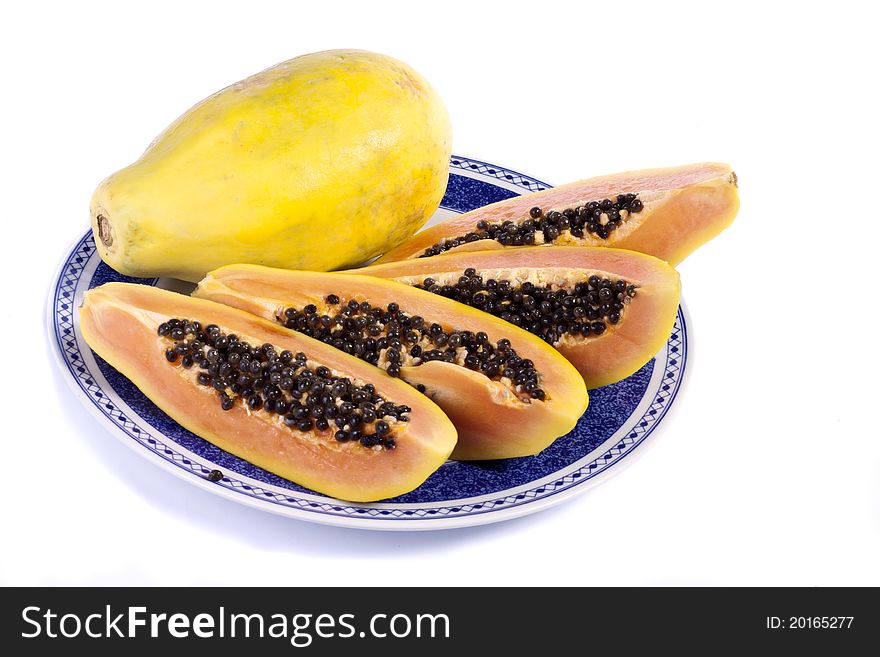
[[97, 214, 113, 247]]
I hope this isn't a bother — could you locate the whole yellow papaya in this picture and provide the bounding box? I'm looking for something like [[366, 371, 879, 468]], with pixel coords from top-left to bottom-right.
[[90, 50, 452, 282]]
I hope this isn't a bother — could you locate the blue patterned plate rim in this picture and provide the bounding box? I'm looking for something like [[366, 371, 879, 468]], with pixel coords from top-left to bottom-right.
[[47, 155, 690, 531]]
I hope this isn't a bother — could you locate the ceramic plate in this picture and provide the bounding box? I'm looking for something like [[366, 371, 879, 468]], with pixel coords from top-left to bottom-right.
[[48, 155, 689, 530]]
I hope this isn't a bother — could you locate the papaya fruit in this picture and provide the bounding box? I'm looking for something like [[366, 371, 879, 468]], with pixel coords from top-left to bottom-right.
[[376, 162, 738, 266], [193, 265, 588, 460], [79, 283, 457, 501], [90, 49, 452, 282], [356, 247, 680, 389]]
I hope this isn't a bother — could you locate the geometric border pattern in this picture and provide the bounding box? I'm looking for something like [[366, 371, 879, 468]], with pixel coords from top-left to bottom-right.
[[448, 155, 550, 193], [49, 155, 688, 525]]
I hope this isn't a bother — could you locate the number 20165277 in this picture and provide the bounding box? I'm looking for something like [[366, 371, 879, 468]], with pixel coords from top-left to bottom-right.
[[766, 616, 854, 630]]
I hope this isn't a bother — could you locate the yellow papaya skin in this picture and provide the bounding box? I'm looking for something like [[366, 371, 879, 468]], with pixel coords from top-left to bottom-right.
[[90, 50, 452, 282], [376, 163, 738, 266], [79, 284, 457, 502], [194, 265, 589, 461]]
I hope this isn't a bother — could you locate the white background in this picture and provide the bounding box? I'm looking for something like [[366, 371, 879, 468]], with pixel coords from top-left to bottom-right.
[[2, 1, 878, 586]]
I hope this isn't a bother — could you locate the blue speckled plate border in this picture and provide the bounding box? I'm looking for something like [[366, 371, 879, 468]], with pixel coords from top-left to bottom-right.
[[48, 155, 689, 530]]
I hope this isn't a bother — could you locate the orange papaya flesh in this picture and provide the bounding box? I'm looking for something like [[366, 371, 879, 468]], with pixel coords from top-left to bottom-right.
[[357, 247, 680, 389], [376, 162, 738, 266], [78, 283, 457, 501], [194, 265, 588, 460]]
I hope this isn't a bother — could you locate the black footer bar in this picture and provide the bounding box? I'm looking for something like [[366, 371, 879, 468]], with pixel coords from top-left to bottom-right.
[[2, 586, 876, 654]]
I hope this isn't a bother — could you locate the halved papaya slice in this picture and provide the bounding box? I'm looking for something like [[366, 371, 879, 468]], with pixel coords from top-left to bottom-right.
[[79, 283, 457, 501], [194, 265, 588, 460], [376, 162, 738, 266], [357, 247, 680, 389]]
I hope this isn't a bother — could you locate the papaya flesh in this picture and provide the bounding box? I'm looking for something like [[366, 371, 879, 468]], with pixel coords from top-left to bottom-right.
[[376, 162, 738, 266], [78, 283, 457, 502], [90, 50, 452, 282], [194, 265, 589, 460], [357, 247, 681, 389]]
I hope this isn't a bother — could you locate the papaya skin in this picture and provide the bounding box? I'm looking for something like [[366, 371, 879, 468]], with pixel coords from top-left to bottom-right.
[[376, 162, 738, 266], [357, 247, 681, 389], [90, 50, 452, 282], [194, 265, 589, 460], [78, 283, 457, 502]]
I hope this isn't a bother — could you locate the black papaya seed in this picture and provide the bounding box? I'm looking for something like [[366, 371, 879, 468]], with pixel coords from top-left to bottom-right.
[[419, 193, 645, 257], [159, 319, 408, 450]]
